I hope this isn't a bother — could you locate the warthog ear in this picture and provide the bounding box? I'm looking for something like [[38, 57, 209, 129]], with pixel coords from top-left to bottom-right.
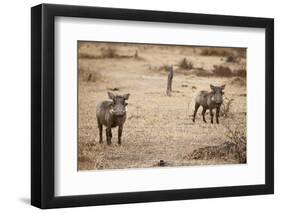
[[210, 84, 215, 90], [108, 92, 115, 100], [123, 93, 130, 100], [221, 85, 226, 90]]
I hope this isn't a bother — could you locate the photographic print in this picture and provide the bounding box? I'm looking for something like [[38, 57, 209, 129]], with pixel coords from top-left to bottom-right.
[[31, 4, 273, 208], [78, 41, 247, 171]]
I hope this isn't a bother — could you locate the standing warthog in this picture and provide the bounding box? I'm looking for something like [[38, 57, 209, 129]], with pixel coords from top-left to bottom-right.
[[192, 84, 225, 124], [96, 92, 130, 145]]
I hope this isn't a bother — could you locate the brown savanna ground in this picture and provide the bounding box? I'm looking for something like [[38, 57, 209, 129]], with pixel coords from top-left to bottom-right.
[[78, 42, 247, 171]]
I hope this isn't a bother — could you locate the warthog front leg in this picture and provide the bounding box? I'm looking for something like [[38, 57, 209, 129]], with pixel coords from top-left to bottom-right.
[[118, 125, 123, 145], [106, 127, 112, 145], [192, 103, 200, 122], [210, 108, 214, 124], [202, 107, 207, 123], [98, 122, 103, 143], [216, 106, 220, 124]]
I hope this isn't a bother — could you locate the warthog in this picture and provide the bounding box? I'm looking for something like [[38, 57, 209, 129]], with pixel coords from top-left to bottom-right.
[[96, 92, 130, 145], [192, 84, 225, 124]]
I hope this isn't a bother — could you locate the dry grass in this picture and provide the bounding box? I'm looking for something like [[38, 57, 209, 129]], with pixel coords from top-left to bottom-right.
[[200, 48, 234, 57], [235, 68, 247, 78], [78, 42, 247, 170], [178, 58, 194, 70], [200, 47, 246, 59], [225, 122, 247, 163], [231, 77, 246, 86], [79, 63, 102, 82], [186, 121, 246, 164], [194, 68, 213, 77], [220, 97, 234, 117], [226, 55, 238, 63], [212, 65, 233, 77]]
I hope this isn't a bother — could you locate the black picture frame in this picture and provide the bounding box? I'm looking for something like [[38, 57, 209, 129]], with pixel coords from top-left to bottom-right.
[[31, 3, 274, 209]]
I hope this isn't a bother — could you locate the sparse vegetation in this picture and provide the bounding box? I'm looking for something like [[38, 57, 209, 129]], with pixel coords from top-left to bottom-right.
[[235, 68, 247, 78], [231, 77, 246, 86], [226, 55, 238, 63], [101, 47, 118, 58], [79, 65, 102, 82], [157, 64, 171, 72], [220, 97, 234, 117], [187, 123, 246, 164], [78, 52, 97, 59], [195, 68, 213, 77], [212, 65, 233, 77], [178, 58, 193, 70], [200, 48, 233, 57], [79, 46, 140, 59], [225, 123, 247, 163], [200, 47, 246, 59]]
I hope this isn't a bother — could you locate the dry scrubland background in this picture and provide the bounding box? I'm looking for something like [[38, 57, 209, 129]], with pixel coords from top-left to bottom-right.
[[78, 42, 247, 170]]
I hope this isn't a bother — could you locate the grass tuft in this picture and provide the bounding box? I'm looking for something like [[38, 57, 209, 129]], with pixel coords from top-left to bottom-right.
[[178, 58, 193, 70]]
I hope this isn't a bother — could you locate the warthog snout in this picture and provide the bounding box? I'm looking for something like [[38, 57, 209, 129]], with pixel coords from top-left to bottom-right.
[[111, 109, 126, 116]]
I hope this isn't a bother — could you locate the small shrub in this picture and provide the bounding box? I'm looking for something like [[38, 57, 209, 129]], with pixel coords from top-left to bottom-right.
[[213, 65, 233, 77], [187, 124, 246, 164], [200, 48, 233, 57], [158, 64, 170, 72], [235, 69, 246, 78], [220, 97, 234, 117], [79, 52, 96, 59], [178, 58, 193, 70], [231, 77, 246, 86], [226, 55, 238, 63], [225, 124, 247, 163], [195, 68, 213, 77], [101, 47, 118, 58]]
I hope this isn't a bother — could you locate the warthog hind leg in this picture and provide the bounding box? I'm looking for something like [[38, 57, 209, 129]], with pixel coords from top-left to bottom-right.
[[192, 103, 200, 122], [202, 107, 207, 123]]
